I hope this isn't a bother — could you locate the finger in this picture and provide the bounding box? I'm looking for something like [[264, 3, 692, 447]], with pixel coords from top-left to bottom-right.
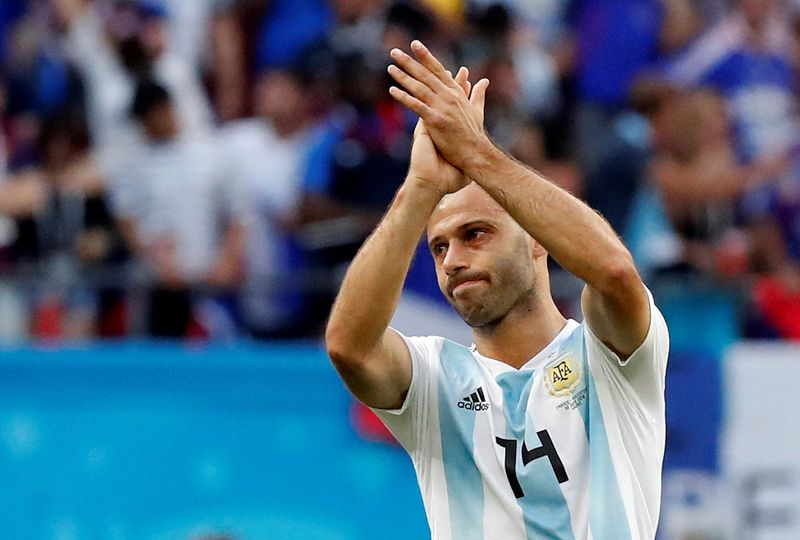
[[390, 48, 446, 93], [388, 64, 435, 104], [389, 86, 430, 118], [410, 40, 459, 89], [470, 78, 491, 122], [454, 66, 470, 96]]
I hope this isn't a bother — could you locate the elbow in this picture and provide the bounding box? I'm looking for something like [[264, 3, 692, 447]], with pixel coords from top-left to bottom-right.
[[325, 323, 365, 372], [596, 249, 642, 300], [324, 323, 347, 365]]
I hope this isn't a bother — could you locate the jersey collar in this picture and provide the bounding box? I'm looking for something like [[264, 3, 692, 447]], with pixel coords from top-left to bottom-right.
[[469, 319, 580, 377]]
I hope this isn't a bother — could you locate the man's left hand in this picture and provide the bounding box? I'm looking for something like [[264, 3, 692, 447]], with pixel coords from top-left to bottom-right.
[[388, 41, 490, 172]]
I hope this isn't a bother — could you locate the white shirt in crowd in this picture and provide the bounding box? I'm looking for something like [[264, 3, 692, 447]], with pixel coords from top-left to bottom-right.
[[112, 135, 249, 282], [162, 0, 235, 69], [219, 119, 312, 328], [64, 5, 213, 184], [375, 289, 669, 540]]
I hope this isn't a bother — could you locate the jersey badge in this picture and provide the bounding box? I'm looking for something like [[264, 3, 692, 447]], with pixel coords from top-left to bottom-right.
[[544, 354, 581, 397]]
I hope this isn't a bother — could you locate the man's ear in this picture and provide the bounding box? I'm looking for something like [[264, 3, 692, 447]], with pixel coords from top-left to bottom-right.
[[530, 237, 548, 259]]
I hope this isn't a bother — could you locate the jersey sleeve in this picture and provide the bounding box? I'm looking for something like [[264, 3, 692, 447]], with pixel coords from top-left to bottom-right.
[[370, 329, 439, 456], [583, 287, 670, 418]]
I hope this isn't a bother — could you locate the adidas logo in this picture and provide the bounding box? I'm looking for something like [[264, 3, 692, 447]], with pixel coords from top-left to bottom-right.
[[458, 386, 489, 411]]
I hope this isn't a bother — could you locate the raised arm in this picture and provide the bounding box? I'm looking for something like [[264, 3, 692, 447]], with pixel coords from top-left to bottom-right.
[[326, 68, 485, 409], [387, 41, 649, 358], [50, 0, 88, 28]]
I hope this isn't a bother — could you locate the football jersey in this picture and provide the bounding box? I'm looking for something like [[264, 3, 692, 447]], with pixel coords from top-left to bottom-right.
[[374, 289, 669, 540]]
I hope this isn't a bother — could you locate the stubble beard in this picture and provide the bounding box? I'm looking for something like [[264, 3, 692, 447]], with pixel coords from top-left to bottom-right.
[[449, 271, 537, 331], [444, 232, 538, 331]]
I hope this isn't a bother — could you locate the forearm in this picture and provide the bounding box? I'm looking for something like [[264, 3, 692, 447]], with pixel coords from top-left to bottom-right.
[[216, 222, 246, 268], [210, 13, 246, 120], [116, 218, 145, 257], [465, 141, 637, 292], [386, 39, 649, 354], [0, 171, 47, 217], [326, 181, 442, 360], [52, 0, 87, 28]]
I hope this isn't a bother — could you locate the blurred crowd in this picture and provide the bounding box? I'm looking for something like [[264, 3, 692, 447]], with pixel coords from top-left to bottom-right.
[[0, 0, 798, 342]]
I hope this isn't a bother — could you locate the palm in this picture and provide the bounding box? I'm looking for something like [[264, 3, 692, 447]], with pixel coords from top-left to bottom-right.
[[409, 121, 464, 194], [405, 66, 485, 196]]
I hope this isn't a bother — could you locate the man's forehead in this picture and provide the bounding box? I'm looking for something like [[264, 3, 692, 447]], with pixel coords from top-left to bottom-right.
[[427, 183, 508, 235]]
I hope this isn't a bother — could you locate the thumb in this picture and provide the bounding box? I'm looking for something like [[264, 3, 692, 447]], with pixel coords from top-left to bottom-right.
[[413, 118, 428, 140], [470, 78, 491, 122]]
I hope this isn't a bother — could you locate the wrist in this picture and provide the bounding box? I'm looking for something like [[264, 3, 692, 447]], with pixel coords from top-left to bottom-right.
[[461, 135, 500, 179], [402, 175, 449, 202]]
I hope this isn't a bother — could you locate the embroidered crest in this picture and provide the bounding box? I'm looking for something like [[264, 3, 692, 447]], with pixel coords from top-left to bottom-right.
[[544, 354, 581, 397]]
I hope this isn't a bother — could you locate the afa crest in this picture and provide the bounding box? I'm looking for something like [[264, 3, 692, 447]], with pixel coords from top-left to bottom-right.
[[544, 355, 581, 396]]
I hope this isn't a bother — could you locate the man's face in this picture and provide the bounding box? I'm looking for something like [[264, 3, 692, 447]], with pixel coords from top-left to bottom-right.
[[426, 183, 538, 329], [740, 0, 777, 27], [254, 71, 305, 125], [141, 101, 179, 141]]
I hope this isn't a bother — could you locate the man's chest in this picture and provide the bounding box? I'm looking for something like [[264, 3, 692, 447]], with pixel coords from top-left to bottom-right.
[[438, 350, 594, 501]]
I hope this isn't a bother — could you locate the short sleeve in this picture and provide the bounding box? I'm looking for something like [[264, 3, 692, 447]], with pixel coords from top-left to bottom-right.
[[370, 329, 440, 455], [584, 287, 670, 416], [105, 150, 142, 221], [215, 146, 252, 227]]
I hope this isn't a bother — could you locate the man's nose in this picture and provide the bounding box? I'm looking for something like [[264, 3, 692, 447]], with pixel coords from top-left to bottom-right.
[[443, 242, 469, 275]]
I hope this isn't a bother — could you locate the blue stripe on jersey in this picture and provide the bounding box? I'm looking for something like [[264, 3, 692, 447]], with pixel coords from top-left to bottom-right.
[[496, 370, 576, 540], [575, 333, 632, 540], [438, 341, 485, 540]]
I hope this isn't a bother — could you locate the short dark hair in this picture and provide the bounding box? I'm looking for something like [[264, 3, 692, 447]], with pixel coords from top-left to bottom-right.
[[130, 78, 171, 119]]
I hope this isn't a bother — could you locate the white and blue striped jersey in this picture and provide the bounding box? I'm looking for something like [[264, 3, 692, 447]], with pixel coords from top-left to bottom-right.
[[374, 290, 669, 540]]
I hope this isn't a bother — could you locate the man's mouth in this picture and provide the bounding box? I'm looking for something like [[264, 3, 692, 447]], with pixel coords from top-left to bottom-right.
[[450, 278, 487, 296]]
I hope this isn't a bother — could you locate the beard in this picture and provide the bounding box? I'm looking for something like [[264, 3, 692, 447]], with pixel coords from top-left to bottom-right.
[[444, 241, 536, 330], [448, 279, 534, 329]]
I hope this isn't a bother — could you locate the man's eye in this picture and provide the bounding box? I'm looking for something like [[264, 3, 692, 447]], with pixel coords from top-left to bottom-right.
[[467, 229, 486, 240], [434, 244, 448, 255]]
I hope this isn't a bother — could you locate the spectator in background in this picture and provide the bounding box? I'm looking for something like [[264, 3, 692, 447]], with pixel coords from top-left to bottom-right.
[[565, 0, 700, 233], [751, 195, 800, 340], [0, 73, 29, 341], [0, 0, 791, 346], [294, 47, 417, 330], [0, 113, 120, 339], [665, 0, 800, 340], [51, 0, 213, 188], [509, 117, 580, 196], [666, 0, 798, 216], [301, 50, 413, 252], [464, 3, 560, 128], [644, 85, 783, 276], [747, 150, 800, 340], [159, 0, 247, 120], [220, 67, 319, 338], [115, 80, 247, 338]]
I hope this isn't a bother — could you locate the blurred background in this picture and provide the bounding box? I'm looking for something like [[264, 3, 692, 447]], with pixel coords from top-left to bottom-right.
[[0, 0, 798, 538]]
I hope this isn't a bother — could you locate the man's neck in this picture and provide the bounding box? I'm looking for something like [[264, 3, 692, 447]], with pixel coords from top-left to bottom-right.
[[269, 116, 306, 139], [472, 295, 567, 370]]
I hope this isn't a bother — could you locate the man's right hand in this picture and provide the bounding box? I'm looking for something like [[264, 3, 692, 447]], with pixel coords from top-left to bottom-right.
[[405, 66, 486, 197]]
